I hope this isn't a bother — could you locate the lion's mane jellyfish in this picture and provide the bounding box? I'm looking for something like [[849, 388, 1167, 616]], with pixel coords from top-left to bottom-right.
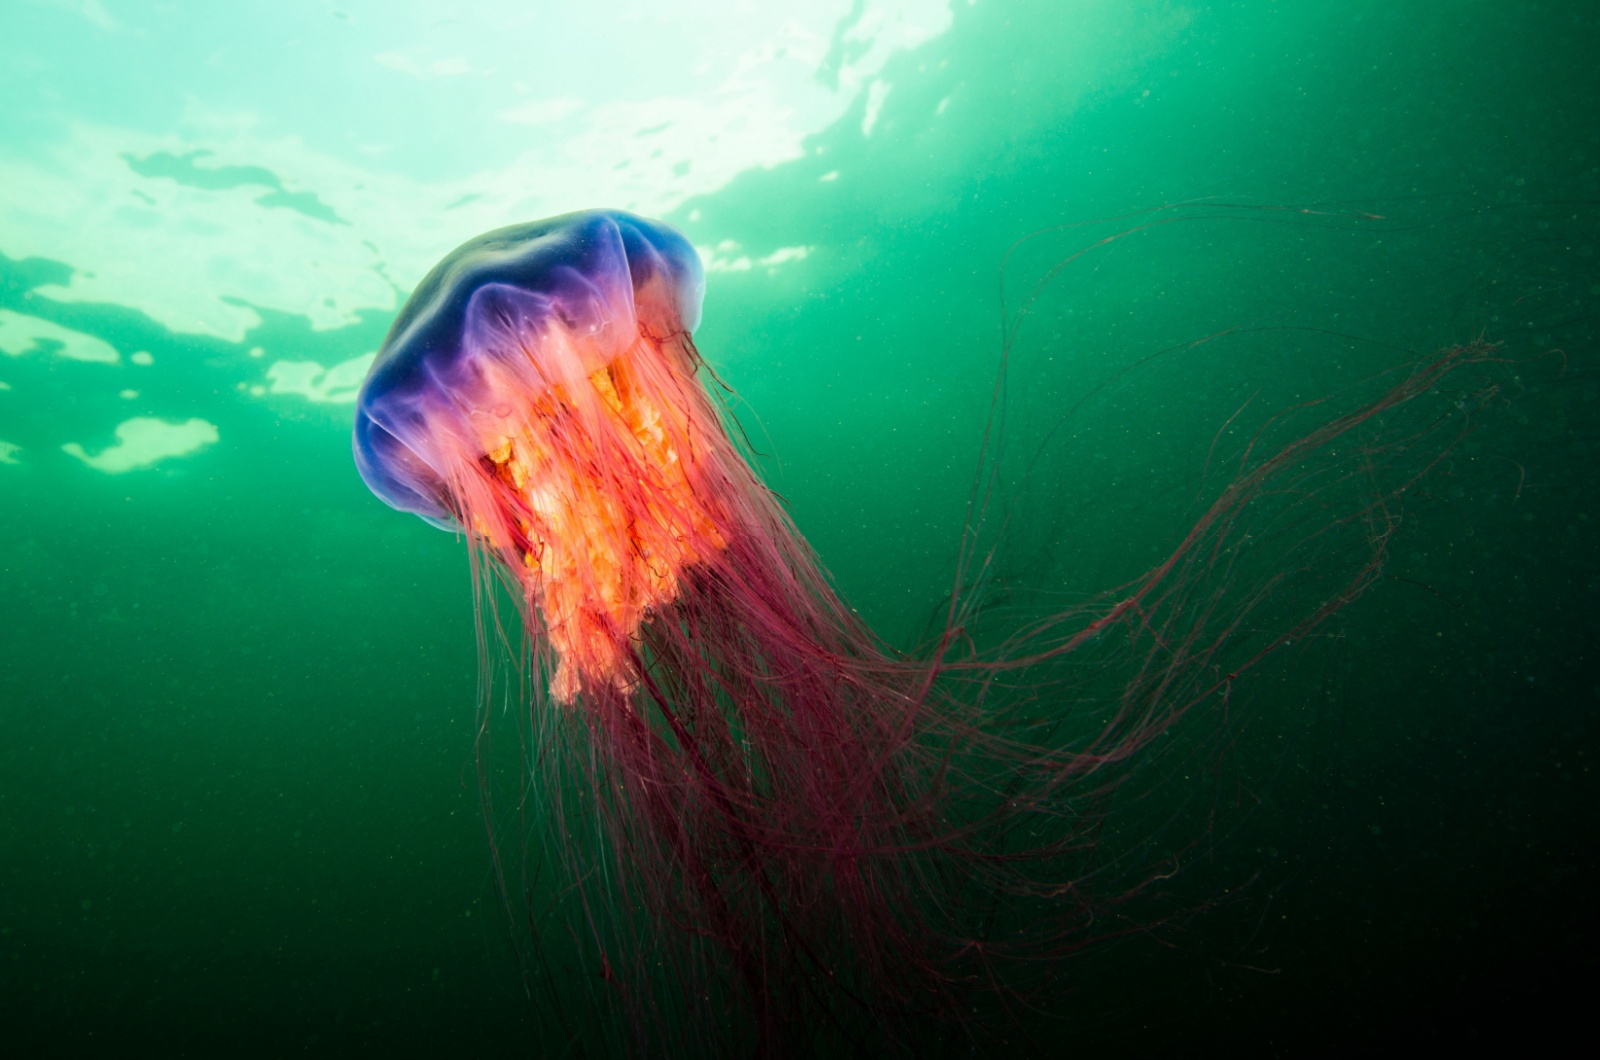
[[355, 210, 949, 1041], [354, 209, 1498, 1054]]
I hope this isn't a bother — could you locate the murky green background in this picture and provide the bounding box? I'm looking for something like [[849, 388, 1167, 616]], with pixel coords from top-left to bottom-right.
[[2, 1, 1596, 1055]]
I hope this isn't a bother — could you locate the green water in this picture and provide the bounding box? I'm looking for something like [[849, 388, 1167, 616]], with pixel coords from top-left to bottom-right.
[[2, 1, 1596, 1055]]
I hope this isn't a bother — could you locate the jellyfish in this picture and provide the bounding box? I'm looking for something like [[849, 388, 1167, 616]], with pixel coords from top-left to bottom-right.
[[356, 210, 963, 1035], [353, 209, 1498, 1055]]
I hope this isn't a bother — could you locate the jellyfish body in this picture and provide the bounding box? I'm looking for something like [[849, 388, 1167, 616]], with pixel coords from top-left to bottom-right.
[[353, 209, 1499, 1053], [356, 211, 938, 1044], [356, 211, 721, 702]]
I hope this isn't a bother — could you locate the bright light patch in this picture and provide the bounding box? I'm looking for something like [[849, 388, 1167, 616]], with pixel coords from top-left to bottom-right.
[[265, 353, 375, 404], [697, 243, 814, 274], [0, 0, 955, 343], [861, 81, 891, 136], [46, 0, 121, 32], [0, 440, 20, 465], [498, 98, 587, 125], [0, 309, 119, 363], [759, 246, 811, 267], [62, 417, 219, 473], [374, 52, 475, 78]]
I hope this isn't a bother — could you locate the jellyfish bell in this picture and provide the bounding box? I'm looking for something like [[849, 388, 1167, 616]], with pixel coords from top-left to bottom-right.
[[355, 211, 722, 703]]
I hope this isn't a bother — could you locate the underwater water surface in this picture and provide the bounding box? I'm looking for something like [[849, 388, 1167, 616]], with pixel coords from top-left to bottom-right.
[[2, 1, 1597, 1056]]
